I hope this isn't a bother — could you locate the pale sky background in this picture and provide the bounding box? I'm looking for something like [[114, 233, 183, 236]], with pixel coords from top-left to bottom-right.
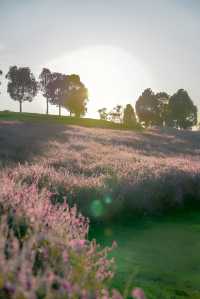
[[0, 0, 200, 117]]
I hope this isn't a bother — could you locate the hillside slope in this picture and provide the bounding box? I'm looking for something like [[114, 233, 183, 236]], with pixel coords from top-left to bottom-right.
[[0, 120, 200, 218], [0, 110, 133, 130]]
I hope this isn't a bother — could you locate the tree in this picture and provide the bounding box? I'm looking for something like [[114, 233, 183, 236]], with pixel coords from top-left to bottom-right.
[[0, 70, 2, 94], [6, 66, 37, 112], [168, 89, 197, 129], [109, 105, 123, 123], [123, 104, 137, 128], [135, 88, 159, 127], [63, 75, 88, 117], [155, 92, 169, 100], [0, 69, 2, 112], [45, 72, 66, 116], [98, 107, 108, 120], [155, 92, 170, 127], [39, 68, 52, 114]]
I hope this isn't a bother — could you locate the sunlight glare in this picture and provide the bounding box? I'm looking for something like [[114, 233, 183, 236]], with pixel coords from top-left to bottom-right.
[[47, 45, 153, 117]]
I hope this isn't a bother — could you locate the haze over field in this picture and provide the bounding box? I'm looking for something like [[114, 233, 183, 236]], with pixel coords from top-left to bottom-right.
[[1, 2, 200, 299], [1, 0, 200, 117]]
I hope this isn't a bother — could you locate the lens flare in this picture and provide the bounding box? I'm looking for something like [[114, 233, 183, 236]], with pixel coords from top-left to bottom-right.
[[104, 196, 112, 204], [90, 199, 104, 218]]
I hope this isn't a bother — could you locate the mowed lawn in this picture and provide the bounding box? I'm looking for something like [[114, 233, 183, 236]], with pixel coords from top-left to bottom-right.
[[0, 113, 200, 299], [90, 211, 200, 299]]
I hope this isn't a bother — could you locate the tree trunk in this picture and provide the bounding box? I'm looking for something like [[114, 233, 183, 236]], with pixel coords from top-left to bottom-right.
[[46, 98, 49, 115], [59, 104, 61, 116], [19, 100, 22, 113]]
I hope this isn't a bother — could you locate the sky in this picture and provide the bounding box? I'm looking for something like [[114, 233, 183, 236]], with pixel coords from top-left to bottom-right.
[[0, 0, 200, 117]]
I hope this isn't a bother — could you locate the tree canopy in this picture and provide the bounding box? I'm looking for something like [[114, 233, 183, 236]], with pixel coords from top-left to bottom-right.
[[155, 92, 170, 127], [109, 105, 123, 123], [6, 66, 37, 112], [98, 107, 108, 120], [45, 72, 67, 116], [135, 88, 160, 127], [39, 68, 52, 114], [63, 75, 88, 117], [136, 88, 197, 129], [168, 89, 197, 129], [1, 64, 199, 128], [0, 70, 2, 94], [45, 73, 88, 117], [123, 104, 136, 128]]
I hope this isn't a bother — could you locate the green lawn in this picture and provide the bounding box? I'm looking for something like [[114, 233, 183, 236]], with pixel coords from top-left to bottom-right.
[[0, 111, 140, 130], [89, 211, 200, 299]]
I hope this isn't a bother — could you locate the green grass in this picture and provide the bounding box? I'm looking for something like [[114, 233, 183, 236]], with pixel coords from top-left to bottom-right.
[[0, 111, 141, 130], [89, 211, 200, 299]]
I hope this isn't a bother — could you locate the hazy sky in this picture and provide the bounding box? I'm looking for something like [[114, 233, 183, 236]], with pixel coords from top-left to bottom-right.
[[0, 0, 200, 116]]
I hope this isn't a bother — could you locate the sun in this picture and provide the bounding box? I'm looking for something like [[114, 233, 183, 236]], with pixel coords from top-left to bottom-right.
[[47, 45, 153, 117]]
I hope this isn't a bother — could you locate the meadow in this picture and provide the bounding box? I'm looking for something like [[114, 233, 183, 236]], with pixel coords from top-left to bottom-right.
[[0, 113, 200, 299]]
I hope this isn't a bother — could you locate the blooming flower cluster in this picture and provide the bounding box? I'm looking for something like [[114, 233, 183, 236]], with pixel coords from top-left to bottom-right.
[[0, 175, 125, 299]]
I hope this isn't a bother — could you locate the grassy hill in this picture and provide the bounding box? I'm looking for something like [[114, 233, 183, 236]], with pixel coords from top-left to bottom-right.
[[0, 110, 137, 130]]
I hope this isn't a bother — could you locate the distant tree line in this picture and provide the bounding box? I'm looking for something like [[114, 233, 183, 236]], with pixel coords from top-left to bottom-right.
[[98, 104, 137, 129], [98, 88, 198, 129], [1, 66, 88, 117], [0, 67, 198, 129], [136, 88, 197, 129]]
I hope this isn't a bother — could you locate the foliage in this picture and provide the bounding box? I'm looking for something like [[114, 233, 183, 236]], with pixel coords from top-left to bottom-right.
[[0, 175, 128, 299], [123, 104, 136, 128], [108, 105, 123, 123], [98, 108, 108, 120], [135, 89, 160, 127], [154, 92, 170, 127], [136, 88, 198, 129], [45, 72, 66, 116], [168, 89, 197, 129], [0, 70, 2, 94], [6, 66, 38, 112], [135, 89, 170, 127], [45, 73, 88, 117], [1, 64, 198, 127], [63, 74, 88, 117], [98, 105, 124, 123], [39, 68, 52, 114]]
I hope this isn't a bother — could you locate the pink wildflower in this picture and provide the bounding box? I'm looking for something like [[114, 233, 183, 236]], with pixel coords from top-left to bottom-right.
[[69, 239, 85, 250], [132, 288, 147, 299]]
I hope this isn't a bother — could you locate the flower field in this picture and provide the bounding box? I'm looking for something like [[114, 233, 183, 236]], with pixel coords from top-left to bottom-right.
[[1, 121, 200, 218], [0, 120, 200, 298]]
